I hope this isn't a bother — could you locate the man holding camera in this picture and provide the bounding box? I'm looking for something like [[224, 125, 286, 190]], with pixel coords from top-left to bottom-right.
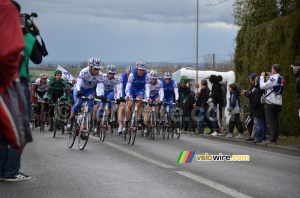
[[260, 64, 284, 144]]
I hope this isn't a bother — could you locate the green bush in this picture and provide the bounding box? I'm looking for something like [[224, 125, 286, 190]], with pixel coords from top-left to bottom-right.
[[234, 11, 300, 136]]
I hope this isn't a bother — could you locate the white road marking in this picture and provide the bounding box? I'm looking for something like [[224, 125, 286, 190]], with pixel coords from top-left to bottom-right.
[[89, 136, 174, 169], [175, 171, 253, 198]]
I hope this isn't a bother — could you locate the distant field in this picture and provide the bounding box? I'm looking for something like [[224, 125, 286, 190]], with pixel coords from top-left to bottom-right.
[[29, 68, 82, 80]]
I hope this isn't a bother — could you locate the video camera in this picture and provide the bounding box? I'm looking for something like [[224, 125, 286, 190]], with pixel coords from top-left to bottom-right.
[[21, 12, 39, 36]]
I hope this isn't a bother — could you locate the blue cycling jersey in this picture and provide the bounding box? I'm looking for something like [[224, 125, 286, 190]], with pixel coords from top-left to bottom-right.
[[119, 72, 128, 98], [162, 79, 177, 97], [125, 69, 150, 97]]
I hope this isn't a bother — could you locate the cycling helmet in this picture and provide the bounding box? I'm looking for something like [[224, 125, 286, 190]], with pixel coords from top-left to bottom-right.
[[54, 70, 62, 76], [40, 73, 48, 79], [180, 75, 189, 83], [107, 65, 116, 74], [125, 66, 134, 73], [163, 72, 172, 79], [149, 71, 159, 79], [88, 57, 101, 69], [135, 61, 146, 70]]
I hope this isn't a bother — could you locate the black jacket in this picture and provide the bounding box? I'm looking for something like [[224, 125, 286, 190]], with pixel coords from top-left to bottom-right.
[[184, 91, 195, 116], [252, 85, 265, 118], [196, 87, 210, 107], [244, 83, 255, 115], [210, 82, 223, 105]]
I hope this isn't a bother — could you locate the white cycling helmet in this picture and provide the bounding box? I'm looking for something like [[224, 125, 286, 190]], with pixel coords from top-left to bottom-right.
[[88, 57, 101, 69], [149, 71, 159, 79], [107, 65, 116, 74], [125, 66, 134, 73], [135, 61, 146, 70], [40, 73, 48, 79], [163, 72, 172, 79]]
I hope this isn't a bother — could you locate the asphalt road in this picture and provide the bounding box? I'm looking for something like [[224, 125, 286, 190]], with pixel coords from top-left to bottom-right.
[[1, 126, 300, 198]]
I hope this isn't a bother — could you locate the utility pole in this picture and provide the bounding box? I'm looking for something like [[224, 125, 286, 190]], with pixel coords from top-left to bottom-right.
[[213, 53, 215, 71], [196, 0, 199, 84]]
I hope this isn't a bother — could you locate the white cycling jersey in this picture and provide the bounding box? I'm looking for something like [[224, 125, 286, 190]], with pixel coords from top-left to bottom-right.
[[76, 66, 102, 90], [149, 79, 164, 100], [35, 78, 50, 92], [96, 74, 119, 96]]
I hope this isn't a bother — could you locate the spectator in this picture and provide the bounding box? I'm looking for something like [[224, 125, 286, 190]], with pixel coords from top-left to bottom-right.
[[218, 75, 229, 134], [185, 88, 196, 132], [17, 4, 43, 120], [241, 73, 258, 141], [0, 0, 32, 182], [291, 62, 300, 118], [208, 75, 223, 136], [251, 76, 266, 143], [195, 80, 212, 134], [226, 83, 244, 138], [260, 64, 284, 144]]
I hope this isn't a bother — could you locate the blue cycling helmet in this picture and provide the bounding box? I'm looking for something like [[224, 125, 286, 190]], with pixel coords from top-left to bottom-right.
[[107, 65, 116, 74], [135, 61, 146, 70], [125, 66, 134, 73], [149, 71, 159, 79], [88, 57, 101, 69], [163, 72, 172, 79]]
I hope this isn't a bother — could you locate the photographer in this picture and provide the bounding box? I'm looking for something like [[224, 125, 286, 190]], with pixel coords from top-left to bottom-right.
[[0, 0, 32, 182], [260, 64, 284, 144], [18, 2, 47, 120]]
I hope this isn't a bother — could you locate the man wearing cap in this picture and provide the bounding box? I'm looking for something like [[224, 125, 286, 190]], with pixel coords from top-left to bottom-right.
[[260, 64, 284, 144], [291, 62, 300, 117], [241, 73, 258, 141]]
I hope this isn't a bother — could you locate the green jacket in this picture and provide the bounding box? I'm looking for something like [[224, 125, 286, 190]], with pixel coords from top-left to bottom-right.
[[19, 33, 36, 80], [178, 83, 189, 104], [47, 78, 70, 102]]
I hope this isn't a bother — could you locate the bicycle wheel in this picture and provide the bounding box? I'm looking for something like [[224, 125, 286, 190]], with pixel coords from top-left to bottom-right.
[[176, 128, 181, 139], [131, 114, 138, 145], [140, 122, 144, 137], [53, 119, 57, 138], [99, 122, 103, 141], [149, 113, 155, 140], [30, 107, 35, 131], [68, 119, 77, 149], [78, 115, 90, 150], [101, 124, 106, 142], [61, 124, 65, 135]]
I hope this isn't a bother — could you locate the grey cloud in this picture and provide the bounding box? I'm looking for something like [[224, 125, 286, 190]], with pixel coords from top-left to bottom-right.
[[23, 0, 235, 24]]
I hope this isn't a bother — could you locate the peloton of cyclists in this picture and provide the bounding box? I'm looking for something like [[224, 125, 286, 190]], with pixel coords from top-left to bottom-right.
[[117, 66, 134, 134], [67, 57, 102, 131], [94, 65, 119, 135], [47, 70, 71, 131], [143, 71, 164, 135], [160, 72, 179, 126], [33, 73, 50, 127], [124, 61, 150, 134]]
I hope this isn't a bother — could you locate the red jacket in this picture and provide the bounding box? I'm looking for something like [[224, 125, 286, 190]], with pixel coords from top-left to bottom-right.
[[0, 0, 25, 83]]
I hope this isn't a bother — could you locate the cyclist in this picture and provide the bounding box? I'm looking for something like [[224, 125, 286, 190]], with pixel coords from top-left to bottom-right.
[[67, 57, 102, 131], [144, 71, 164, 135], [124, 61, 150, 133], [160, 72, 179, 126], [33, 73, 50, 127], [178, 75, 190, 130], [116, 66, 134, 134], [47, 70, 71, 131], [94, 65, 119, 133]]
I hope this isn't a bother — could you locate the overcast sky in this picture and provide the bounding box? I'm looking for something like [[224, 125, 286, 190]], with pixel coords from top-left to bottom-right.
[[20, 0, 238, 63]]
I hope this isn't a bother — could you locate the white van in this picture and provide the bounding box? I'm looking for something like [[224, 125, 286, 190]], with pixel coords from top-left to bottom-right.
[[172, 67, 235, 124]]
